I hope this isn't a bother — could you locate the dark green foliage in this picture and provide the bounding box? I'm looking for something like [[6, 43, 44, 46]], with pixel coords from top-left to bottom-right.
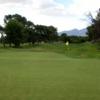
[[4, 14, 36, 47], [68, 36, 88, 43], [47, 26, 58, 41], [87, 9, 100, 42], [87, 25, 96, 41], [5, 19, 24, 47], [59, 34, 88, 43], [4, 14, 27, 25], [35, 25, 58, 42], [0, 25, 4, 31], [60, 33, 68, 43], [2, 14, 58, 47], [23, 21, 35, 44]]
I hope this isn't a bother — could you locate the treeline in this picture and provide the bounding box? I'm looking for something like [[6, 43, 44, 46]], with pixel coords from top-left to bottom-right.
[[59, 33, 88, 43], [0, 14, 88, 48], [1, 9, 100, 48], [0, 14, 58, 47]]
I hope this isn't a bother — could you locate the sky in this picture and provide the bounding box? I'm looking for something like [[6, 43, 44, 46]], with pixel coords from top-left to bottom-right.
[[0, 0, 100, 32]]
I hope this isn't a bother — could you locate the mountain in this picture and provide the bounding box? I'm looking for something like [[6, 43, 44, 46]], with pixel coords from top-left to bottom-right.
[[59, 28, 87, 36]]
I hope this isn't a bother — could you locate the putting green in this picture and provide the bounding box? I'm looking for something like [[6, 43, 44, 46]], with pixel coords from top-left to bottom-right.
[[0, 50, 100, 100]]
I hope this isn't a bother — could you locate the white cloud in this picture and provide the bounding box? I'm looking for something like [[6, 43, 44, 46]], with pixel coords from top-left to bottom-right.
[[0, 0, 100, 32], [0, 0, 32, 4], [68, 0, 100, 19]]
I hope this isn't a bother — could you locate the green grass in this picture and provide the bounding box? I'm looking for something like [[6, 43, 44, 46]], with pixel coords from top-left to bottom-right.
[[0, 43, 100, 100], [0, 44, 100, 100], [38, 42, 100, 58]]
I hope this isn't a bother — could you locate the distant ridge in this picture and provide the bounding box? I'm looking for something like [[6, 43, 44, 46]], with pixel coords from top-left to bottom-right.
[[59, 28, 87, 36]]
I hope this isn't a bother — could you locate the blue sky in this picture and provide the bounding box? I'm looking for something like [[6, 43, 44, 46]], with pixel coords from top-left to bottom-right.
[[55, 0, 73, 5], [0, 0, 100, 32]]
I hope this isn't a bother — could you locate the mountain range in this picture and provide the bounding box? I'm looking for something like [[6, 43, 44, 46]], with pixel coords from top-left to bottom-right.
[[59, 28, 87, 36]]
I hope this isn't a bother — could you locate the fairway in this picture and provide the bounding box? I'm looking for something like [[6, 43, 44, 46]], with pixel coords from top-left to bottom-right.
[[0, 50, 100, 100]]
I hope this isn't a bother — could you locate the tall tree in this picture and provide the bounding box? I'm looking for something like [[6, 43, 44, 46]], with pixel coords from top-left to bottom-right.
[[5, 19, 24, 47], [47, 26, 58, 41], [35, 25, 58, 42], [4, 14, 35, 47], [4, 14, 27, 25], [87, 9, 100, 41], [24, 21, 35, 44], [3, 14, 58, 47]]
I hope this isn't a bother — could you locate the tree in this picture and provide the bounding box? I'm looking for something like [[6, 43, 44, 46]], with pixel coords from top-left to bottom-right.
[[87, 9, 100, 42], [0, 25, 6, 47], [87, 25, 96, 41], [4, 14, 27, 25], [47, 26, 58, 41], [68, 36, 88, 43], [5, 19, 24, 47], [34, 25, 47, 42], [34, 25, 58, 42], [3, 14, 58, 47], [60, 33, 68, 43], [4, 14, 35, 46], [4, 14, 27, 47], [24, 21, 35, 44]]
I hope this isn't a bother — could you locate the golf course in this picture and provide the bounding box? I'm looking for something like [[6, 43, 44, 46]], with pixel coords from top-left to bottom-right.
[[1, 1, 100, 99], [0, 43, 100, 100]]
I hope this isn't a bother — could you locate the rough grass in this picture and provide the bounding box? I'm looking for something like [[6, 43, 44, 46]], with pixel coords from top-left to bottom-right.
[[38, 42, 100, 58], [0, 43, 100, 100]]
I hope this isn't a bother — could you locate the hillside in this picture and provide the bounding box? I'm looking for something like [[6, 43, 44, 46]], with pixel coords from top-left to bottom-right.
[[59, 28, 87, 36]]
